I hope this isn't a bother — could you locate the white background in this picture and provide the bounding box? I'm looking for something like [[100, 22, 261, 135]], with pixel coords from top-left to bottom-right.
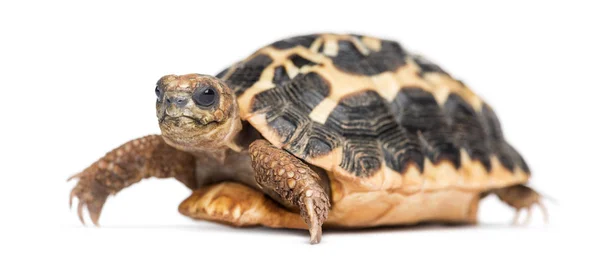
[[1, 0, 598, 259]]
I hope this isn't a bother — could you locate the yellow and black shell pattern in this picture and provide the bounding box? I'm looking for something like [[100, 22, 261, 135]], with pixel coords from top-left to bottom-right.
[[217, 33, 530, 193]]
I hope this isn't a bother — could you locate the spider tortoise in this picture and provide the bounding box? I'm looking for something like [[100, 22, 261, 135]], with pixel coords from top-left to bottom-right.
[[68, 33, 546, 244]]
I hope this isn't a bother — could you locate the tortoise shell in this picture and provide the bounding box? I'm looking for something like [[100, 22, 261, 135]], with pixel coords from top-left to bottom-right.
[[217, 33, 530, 194]]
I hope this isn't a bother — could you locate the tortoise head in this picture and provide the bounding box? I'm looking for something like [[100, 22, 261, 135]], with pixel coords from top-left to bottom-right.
[[155, 74, 242, 152]]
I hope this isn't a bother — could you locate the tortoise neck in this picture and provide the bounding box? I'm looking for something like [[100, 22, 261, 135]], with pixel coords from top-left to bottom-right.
[[231, 121, 263, 151]]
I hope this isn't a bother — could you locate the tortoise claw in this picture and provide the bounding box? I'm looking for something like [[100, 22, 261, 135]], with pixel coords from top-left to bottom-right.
[[301, 191, 329, 245], [305, 198, 323, 244], [77, 200, 86, 225], [511, 209, 521, 225], [511, 201, 549, 226], [537, 201, 549, 224], [68, 173, 109, 226], [310, 226, 322, 245]]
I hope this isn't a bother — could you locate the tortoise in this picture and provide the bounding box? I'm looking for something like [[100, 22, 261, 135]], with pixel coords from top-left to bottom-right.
[[68, 33, 546, 244]]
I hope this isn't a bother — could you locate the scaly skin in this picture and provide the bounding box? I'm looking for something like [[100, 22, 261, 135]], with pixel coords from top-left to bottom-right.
[[249, 140, 330, 244], [68, 135, 196, 225]]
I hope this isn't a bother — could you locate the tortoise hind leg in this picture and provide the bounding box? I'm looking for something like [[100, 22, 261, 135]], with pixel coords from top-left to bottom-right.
[[179, 182, 305, 229], [494, 184, 549, 225]]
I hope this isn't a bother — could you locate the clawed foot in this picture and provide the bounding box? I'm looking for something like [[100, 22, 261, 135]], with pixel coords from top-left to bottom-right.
[[68, 172, 110, 226], [300, 190, 330, 244], [511, 201, 549, 226], [249, 140, 332, 244], [496, 184, 550, 226]]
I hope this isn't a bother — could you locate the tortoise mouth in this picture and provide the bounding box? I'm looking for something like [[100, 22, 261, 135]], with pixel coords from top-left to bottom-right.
[[158, 113, 235, 153], [160, 114, 218, 127], [180, 116, 217, 126]]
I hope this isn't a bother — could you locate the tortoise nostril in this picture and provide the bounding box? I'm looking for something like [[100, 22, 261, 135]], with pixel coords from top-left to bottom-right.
[[166, 96, 188, 107], [175, 98, 188, 107]]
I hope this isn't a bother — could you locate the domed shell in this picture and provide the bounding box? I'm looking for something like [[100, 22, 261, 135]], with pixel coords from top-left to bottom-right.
[[217, 33, 530, 193]]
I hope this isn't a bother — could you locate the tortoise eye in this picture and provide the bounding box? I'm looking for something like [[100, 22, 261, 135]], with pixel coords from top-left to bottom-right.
[[193, 86, 218, 107], [155, 85, 163, 101]]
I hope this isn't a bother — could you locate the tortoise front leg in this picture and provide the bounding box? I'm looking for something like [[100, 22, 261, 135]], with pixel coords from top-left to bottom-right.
[[68, 135, 196, 225], [249, 140, 330, 244]]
